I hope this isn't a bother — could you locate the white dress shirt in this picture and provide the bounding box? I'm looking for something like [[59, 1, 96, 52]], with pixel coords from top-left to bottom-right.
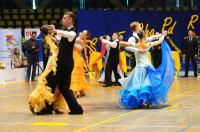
[[56, 27, 76, 42], [127, 32, 139, 47], [102, 39, 119, 48]]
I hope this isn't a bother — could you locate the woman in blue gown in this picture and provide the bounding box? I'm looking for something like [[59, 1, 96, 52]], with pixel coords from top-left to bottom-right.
[[119, 30, 175, 109]]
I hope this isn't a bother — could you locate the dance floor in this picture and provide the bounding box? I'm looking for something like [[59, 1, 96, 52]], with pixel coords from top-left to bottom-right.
[[0, 76, 200, 132]]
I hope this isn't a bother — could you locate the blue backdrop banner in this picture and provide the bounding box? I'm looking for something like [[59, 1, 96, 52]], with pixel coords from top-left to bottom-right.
[[77, 10, 200, 52]]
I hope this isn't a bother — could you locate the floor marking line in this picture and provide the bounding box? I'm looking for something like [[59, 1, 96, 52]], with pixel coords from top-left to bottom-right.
[[2, 122, 200, 129], [74, 87, 200, 132], [168, 88, 200, 102], [32, 122, 68, 126], [74, 110, 141, 132]]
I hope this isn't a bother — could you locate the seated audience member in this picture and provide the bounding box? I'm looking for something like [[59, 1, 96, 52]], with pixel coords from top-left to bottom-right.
[[0, 61, 6, 69], [12, 48, 28, 68]]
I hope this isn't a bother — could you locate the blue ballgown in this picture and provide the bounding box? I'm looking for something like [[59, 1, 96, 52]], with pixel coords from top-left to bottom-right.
[[119, 40, 175, 109]]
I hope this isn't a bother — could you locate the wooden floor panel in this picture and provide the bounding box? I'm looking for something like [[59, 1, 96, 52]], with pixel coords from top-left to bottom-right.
[[0, 77, 200, 132]]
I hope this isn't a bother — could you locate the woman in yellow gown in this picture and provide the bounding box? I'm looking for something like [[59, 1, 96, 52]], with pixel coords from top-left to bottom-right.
[[29, 25, 61, 114], [71, 30, 90, 97]]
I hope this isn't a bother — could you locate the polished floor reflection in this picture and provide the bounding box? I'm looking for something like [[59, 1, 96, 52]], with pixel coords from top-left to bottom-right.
[[0, 77, 200, 132]]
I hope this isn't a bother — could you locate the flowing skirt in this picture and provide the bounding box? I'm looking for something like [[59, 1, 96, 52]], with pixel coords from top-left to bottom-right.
[[70, 49, 89, 93], [119, 41, 175, 109]]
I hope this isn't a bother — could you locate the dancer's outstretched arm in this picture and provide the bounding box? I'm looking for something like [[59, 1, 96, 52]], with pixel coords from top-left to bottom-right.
[[146, 34, 163, 42], [146, 31, 167, 42], [150, 35, 165, 47], [119, 41, 133, 47], [99, 37, 118, 48], [125, 46, 146, 53], [121, 41, 145, 53]]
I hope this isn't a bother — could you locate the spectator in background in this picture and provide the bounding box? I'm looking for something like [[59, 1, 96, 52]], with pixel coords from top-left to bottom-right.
[[183, 30, 198, 77], [12, 47, 27, 68], [192, 31, 200, 61], [24, 32, 40, 81], [197, 33, 200, 61]]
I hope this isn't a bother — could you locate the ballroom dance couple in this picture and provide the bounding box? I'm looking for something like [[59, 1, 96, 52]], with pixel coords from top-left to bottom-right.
[[100, 21, 174, 109]]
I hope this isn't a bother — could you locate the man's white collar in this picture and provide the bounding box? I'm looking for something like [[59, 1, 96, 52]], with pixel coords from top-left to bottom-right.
[[68, 26, 73, 30], [133, 32, 138, 38]]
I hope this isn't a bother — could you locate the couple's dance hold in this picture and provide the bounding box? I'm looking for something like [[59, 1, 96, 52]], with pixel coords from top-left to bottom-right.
[[100, 22, 174, 109], [29, 12, 83, 115], [118, 29, 175, 109]]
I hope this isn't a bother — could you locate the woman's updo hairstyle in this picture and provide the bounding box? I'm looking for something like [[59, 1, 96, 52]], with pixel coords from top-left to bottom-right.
[[137, 30, 145, 39], [82, 30, 90, 39], [40, 25, 49, 35]]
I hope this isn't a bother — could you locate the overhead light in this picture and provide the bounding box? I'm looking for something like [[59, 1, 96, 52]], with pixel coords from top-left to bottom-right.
[[32, 0, 37, 9]]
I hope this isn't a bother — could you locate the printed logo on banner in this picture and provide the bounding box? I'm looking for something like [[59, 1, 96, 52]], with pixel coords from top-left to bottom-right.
[[25, 29, 41, 40], [5, 34, 20, 50], [0, 29, 22, 68]]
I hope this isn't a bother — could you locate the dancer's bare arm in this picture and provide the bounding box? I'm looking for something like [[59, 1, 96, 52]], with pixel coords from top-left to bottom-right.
[[125, 46, 146, 53], [149, 35, 165, 47], [146, 34, 163, 42], [119, 41, 132, 47], [146, 31, 167, 42]]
